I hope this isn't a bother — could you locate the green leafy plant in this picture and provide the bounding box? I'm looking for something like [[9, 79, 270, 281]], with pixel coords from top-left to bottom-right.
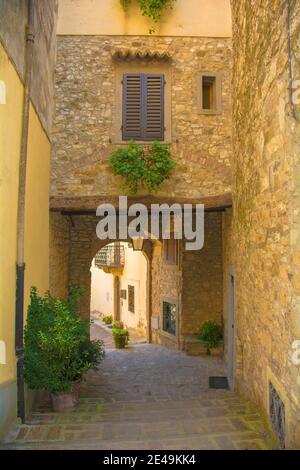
[[102, 315, 113, 325], [120, 0, 175, 23], [110, 141, 176, 194], [112, 320, 124, 329], [196, 320, 223, 355], [112, 328, 129, 349], [24, 288, 105, 394]]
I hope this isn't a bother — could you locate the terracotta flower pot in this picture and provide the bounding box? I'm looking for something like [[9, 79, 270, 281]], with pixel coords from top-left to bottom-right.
[[114, 334, 127, 349], [72, 380, 81, 404], [51, 392, 76, 412]]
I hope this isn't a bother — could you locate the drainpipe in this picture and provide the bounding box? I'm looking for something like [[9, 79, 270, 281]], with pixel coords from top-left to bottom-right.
[[15, 0, 35, 423]]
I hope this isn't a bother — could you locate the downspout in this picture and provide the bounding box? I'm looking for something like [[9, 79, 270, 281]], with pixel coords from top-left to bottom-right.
[[15, 0, 35, 423]]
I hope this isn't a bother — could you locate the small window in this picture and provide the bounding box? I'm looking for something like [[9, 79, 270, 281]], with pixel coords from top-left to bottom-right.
[[202, 76, 215, 110], [122, 73, 164, 141], [164, 237, 178, 265], [198, 72, 222, 115], [128, 285, 135, 313], [162, 301, 177, 336]]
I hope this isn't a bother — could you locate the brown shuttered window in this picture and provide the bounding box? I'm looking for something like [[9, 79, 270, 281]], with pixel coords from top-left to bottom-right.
[[122, 73, 164, 141]]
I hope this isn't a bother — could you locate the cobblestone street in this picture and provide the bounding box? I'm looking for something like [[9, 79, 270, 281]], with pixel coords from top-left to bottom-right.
[[2, 326, 276, 450]]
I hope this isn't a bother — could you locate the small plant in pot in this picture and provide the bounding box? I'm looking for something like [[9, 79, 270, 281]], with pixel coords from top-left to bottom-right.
[[112, 328, 129, 349], [24, 288, 105, 412], [196, 320, 223, 355], [102, 315, 113, 325]]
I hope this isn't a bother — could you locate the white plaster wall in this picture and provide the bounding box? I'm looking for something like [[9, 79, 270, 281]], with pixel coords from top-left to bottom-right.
[[120, 244, 147, 333], [90, 259, 114, 315]]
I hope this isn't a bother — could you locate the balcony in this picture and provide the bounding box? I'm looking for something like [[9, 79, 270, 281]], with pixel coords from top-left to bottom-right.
[[95, 244, 125, 275]]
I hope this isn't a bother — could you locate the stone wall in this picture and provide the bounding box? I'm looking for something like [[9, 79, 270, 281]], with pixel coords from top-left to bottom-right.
[[51, 35, 232, 204], [49, 212, 70, 299], [231, 0, 300, 447], [0, 0, 58, 137], [150, 241, 182, 348], [181, 212, 223, 339]]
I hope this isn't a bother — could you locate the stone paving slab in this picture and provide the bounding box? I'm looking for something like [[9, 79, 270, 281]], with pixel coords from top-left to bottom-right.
[[2, 326, 277, 450]]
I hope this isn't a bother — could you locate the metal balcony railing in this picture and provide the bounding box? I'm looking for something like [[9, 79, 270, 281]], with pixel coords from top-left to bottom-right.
[[95, 244, 125, 269]]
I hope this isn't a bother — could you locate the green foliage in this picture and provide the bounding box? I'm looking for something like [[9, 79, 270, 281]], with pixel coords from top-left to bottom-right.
[[102, 315, 113, 325], [138, 0, 175, 22], [196, 320, 223, 355], [110, 141, 176, 194], [112, 328, 129, 348], [112, 321, 124, 329], [112, 328, 129, 336], [24, 288, 105, 394], [120, 0, 175, 22]]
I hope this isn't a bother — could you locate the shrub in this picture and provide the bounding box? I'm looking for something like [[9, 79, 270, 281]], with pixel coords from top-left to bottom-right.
[[112, 328, 129, 349], [102, 315, 113, 325], [24, 288, 105, 394], [112, 321, 124, 329], [110, 141, 176, 194], [196, 321, 223, 355]]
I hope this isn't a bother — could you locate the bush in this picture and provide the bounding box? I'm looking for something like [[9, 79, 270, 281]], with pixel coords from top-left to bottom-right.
[[102, 315, 113, 325], [110, 141, 176, 194], [112, 321, 124, 329], [196, 321, 223, 355], [24, 288, 105, 394], [112, 328, 129, 349]]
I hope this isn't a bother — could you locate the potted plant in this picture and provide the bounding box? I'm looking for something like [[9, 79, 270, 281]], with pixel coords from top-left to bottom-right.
[[112, 328, 129, 349], [112, 321, 124, 329], [24, 288, 105, 412], [196, 320, 223, 355], [102, 315, 113, 325]]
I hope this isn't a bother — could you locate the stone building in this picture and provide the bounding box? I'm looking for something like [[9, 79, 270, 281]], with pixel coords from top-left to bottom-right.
[[0, 0, 300, 450]]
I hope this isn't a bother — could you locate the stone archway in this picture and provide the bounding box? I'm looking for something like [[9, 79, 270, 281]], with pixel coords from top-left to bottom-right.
[[60, 214, 153, 341]]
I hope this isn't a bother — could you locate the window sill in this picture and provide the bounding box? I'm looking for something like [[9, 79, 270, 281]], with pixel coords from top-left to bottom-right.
[[198, 109, 222, 116], [111, 140, 172, 145], [159, 329, 178, 343]]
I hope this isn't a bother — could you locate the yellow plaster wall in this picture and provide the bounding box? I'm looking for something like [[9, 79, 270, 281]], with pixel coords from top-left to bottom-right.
[[57, 0, 232, 37], [0, 43, 50, 389], [0, 43, 23, 385], [24, 104, 50, 311]]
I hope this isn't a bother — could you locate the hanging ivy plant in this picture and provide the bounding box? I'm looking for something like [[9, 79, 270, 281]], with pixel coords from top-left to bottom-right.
[[110, 141, 176, 194], [120, 0, 176, 23]]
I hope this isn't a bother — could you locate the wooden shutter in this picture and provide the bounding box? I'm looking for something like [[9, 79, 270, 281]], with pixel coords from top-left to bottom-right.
[[122, 74, 143, 140], [122, 73, 164, 141], [144, 74, 164, 141]]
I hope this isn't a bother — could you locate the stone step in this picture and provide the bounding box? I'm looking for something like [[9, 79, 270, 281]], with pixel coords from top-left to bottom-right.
[[35, 391, 238, 412], [7, 411, 268, 445], [2, 429, 273, 450], [27, 405, 259, 426]]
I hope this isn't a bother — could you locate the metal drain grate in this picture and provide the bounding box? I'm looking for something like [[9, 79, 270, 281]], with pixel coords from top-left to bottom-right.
[[269, 381, 285, 449], [209, 376, 229, 389]]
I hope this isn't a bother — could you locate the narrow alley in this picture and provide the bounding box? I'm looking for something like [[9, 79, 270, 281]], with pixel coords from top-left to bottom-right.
[[2, 325, 275, 450]]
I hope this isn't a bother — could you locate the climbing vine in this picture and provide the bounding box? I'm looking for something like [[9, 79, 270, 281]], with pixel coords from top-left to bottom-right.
[[110, 141, 176, 194], [120, 0, 176, 23]]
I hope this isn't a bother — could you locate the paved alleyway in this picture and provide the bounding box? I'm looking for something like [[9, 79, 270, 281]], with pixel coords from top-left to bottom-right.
[[2, 325, 276, 450]]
